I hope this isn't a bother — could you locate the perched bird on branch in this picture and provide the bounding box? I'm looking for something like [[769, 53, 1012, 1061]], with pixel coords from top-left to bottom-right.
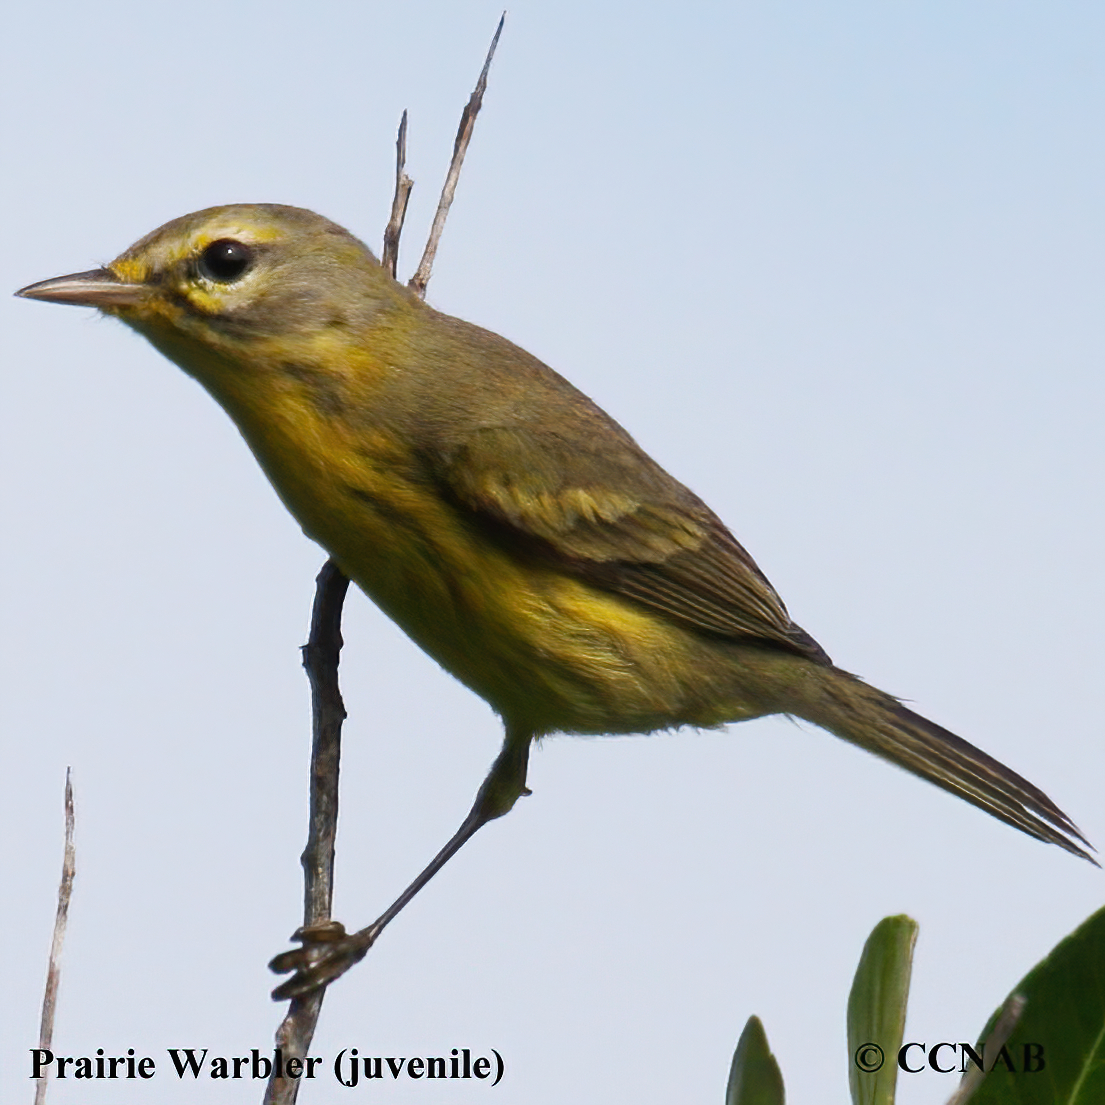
[[18, 204, 1092, 994]]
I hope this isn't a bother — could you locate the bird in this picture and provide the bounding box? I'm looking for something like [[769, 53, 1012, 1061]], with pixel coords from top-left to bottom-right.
[[17, 203, 1092, 995]]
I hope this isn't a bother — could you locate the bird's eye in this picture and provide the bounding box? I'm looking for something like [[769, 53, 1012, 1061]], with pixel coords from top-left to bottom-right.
[[198, 239, 254, 283]]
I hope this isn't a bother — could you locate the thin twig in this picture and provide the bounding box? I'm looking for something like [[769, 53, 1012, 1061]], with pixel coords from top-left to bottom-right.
[[381, 110, 414, 280], [265, 561, 350, 1105], [408, 13, 505, 299], [35, 769, 76, 1105], [944, 992, 1027, 1105], [265, 23, 504, 1084]]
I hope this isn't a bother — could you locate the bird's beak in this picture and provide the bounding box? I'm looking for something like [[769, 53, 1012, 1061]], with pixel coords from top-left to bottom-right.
[[15, 268, 147, 308]]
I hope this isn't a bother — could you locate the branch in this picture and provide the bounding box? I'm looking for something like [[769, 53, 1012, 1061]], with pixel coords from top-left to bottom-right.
[[35, 770, 76, 1105], [408, 13, 505, 299], [381, 110, 414, 280], [264, 561, 350, 1105], [265, 23, 505, 1089], [944, 992, 1026, 1105]]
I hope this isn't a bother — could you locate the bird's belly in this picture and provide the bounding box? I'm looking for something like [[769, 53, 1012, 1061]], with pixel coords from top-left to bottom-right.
[[236, 413, 771, 738], [304, 484, 760, 737]]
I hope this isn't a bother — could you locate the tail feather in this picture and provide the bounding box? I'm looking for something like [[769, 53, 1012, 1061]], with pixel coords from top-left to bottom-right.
[[793, 665, 1095, 864]]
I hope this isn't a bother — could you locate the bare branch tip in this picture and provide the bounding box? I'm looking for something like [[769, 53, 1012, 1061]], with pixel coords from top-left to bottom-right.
[[36, 770, 77, 1105], [409, 18, 505, 298], [397, 109, 409, 166], [486, 13, 506, 71], [382, 110, 415, 280]]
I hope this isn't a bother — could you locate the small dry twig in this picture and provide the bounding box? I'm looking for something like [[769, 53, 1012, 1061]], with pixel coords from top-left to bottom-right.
[[944, 992, 1027, 1105], [381, 110, 414, 280], [264, 562, 350, 1105], [264, 20, 504, 1100], [408, 13, 505, 298], [35, 769, 76, 1105]]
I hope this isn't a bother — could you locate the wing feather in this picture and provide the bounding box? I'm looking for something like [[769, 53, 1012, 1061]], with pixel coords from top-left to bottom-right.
[[433, 425, 829, 663]]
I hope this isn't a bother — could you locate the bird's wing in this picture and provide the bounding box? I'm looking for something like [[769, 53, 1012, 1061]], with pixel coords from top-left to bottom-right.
[[433, 424, 829, 662]]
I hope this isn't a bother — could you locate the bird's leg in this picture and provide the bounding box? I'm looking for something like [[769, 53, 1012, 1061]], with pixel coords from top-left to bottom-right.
[[270, 732, 532, 1000]]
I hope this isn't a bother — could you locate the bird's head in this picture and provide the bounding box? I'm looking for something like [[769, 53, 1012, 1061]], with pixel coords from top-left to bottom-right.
[[17, 204, 405, 360]]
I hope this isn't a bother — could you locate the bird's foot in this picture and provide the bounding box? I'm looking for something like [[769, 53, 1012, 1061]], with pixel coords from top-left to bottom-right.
[[269, 920, 381, 1000]]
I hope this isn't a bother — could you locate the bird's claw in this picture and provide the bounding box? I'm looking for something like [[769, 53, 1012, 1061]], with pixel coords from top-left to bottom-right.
[[269, 920, 380, 1001]]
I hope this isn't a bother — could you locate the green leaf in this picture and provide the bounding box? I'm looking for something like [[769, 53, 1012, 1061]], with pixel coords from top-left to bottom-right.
[[847, 914, 919, 1105], [962, 903, 1105, 1105], [726, 1015, 785, 1105]]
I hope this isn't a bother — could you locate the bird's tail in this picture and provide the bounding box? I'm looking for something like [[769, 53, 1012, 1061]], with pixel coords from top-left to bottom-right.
[[783, 662, 1094, 863]]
